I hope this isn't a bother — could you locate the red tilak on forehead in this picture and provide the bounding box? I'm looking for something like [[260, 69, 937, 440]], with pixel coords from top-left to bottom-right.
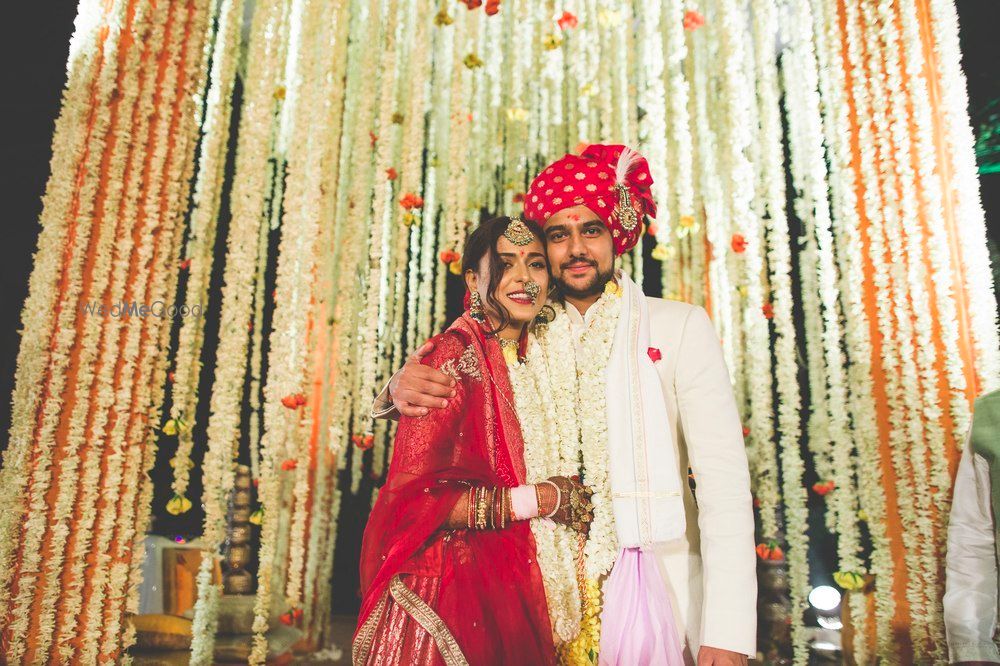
[[519, 250, 525, 256], [567, 213, 580, 221]]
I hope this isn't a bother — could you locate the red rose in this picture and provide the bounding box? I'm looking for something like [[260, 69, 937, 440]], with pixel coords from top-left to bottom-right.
[[731, 234, 747, 253], [742, 425, 751, 437], [281, 459, 297, 471], [179, 258, 192, 270], [386, 167, 398, 180], [281, 394, 301, 409], [439, 250, 461, 264], [762, 302, 774, 319], [512, 192, 525, 204], [647, 347, 662, 362]]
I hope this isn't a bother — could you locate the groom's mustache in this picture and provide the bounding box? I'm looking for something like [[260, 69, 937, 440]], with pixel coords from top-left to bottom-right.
[[560, 258, 597, 271]]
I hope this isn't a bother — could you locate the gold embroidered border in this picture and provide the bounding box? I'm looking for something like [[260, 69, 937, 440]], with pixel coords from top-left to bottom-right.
[[389, 575, 469, 666], [352, 588, 389, 665]]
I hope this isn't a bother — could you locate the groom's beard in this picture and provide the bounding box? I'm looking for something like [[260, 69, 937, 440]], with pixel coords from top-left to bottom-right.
[[554, 258, 615, 300]]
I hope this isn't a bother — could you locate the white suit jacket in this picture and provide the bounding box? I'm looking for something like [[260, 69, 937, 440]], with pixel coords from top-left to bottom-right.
[[373, 297, 757, 659], [563, 296, 756, 660]]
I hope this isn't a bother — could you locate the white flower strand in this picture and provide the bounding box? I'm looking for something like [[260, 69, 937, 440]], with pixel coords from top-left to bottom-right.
[[810, 0, 894, 656], [928, 0, 1000, 394], [750, 0, 809, 660], [842, 0, 928, 652], [896, 0, 970, 448], [190, 0, 291, 661]]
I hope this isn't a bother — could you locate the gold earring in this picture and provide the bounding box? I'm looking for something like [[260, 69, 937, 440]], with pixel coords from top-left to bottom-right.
[[470, 291, 486, 322]]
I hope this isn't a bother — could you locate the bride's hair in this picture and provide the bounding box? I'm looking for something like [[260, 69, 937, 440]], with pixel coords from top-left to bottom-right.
[[461, 216, 546, 335]]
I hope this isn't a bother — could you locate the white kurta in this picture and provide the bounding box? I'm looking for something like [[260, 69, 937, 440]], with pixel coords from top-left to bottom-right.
[[563, 297, 757, 661], [943, 429, 1000, 663]]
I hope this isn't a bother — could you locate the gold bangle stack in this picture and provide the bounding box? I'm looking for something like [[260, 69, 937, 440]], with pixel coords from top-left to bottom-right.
[[465, 486, 512, 530]]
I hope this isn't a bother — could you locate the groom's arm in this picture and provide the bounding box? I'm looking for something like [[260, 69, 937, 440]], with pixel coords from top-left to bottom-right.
[[674, 306, 757, 659], [369, 341, 457, 420]]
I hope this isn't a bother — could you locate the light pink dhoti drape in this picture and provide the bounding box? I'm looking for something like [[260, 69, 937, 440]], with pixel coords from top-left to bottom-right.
[[598, 547, 685, 665]]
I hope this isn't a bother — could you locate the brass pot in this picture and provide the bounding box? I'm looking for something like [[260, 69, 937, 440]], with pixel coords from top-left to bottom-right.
[[229, 524, 251, 545], [232, 488, 252, 508], [226, 544, 252, 569], [223, 569, 254, 595]]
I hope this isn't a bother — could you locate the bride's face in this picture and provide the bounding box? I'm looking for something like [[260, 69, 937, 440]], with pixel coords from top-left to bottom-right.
[[472, 234, 550, 329]]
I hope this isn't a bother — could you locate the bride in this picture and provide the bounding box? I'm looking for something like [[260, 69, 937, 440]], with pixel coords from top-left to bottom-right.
[[352, 216, 593, 665]]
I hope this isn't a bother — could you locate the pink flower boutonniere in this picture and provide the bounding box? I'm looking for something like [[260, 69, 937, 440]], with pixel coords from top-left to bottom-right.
[[647, 347, 662, 362]]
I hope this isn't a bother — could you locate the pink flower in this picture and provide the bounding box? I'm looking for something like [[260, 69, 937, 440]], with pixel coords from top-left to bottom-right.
[[647, 347, 662, 362]]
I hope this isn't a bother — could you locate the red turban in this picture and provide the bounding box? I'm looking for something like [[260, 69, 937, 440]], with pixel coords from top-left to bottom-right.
[[522, 143, 657, 255]]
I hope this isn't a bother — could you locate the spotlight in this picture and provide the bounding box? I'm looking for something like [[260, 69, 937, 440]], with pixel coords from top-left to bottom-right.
[[809, 585, 841, 612]]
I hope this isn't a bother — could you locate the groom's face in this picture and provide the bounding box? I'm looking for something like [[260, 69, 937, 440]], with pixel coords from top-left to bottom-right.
[[542, 205, 615, 300]]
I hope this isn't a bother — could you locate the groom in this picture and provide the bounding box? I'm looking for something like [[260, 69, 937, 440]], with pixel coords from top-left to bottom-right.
[[373, 145, 756, 665]]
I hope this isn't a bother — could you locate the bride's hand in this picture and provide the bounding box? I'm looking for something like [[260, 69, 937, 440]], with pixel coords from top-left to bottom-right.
[[536, 476, 594, 535]]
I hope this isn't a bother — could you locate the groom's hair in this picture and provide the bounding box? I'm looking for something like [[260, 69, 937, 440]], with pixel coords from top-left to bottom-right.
[[462, 216, 546, 334]]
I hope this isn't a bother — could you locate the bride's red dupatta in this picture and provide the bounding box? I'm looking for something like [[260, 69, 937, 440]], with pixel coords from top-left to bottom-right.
[[352, 314, 554, 665]]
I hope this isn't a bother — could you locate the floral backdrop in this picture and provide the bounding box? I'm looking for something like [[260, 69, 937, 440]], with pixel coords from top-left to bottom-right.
[[0, 0, 996, 663]]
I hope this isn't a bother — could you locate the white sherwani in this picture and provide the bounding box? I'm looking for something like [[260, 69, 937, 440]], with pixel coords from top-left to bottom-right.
[[563, 296, 756, 661], [373, 296, 757, 660]]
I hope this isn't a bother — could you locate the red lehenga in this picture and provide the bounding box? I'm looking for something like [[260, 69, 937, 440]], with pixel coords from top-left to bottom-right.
[[352, 313, 555, 666]]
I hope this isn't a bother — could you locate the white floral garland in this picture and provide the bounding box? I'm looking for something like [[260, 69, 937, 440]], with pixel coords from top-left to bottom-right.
[[896, 0, 970, 448], [928, 0, 1000, 394], [810, 0, 895, 657], [506, 289, 622, 641], [842, 0, 928, 654], [190, 0, 292, 661], [752, 0, 809, 660]]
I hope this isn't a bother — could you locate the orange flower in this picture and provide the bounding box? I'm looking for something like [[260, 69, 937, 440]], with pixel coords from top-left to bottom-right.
[[557, 11, 578, 30], [400, 192, 424, 210], [179, 258, 192, 270], [167, 371, 175, 383], [683, 9, 705, 31], [386, 167, 398, 180], [439, 250, 461, 264], [646, 223, 659, 236], [812, 480, 836, 496], [369, 131, 378, 147], [762, 302, 774, 319], [742, 425, 751, 438], [281, 393, 306, 409], [485, 0, 500, 15], [512, 192, 525, 204], [281, 459, 297, 471], [731, 234, 747, 253], [353, 434, 375, 450], [756, 541, 785, 562]]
